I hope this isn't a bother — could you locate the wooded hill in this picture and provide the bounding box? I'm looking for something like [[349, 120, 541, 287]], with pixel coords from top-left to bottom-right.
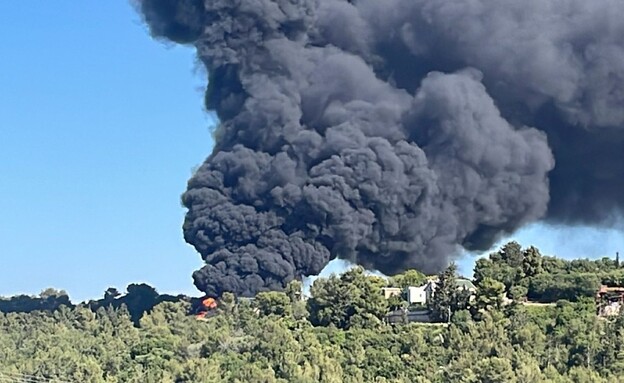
[[2, 242, 624, 382]]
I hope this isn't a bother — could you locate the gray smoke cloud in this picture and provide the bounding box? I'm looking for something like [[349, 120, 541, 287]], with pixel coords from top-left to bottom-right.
[[136, 0, 624, 297]]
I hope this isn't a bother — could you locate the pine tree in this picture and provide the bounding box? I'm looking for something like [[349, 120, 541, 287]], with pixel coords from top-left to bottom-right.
[[430, 263, 458, 323]]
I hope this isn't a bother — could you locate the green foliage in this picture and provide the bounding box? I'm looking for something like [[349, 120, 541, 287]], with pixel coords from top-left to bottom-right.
[[255, 291, 292, 317], [475, 278, 506, 311], [0, 289, 73, 313], [387, 294, 407, 311], [430, 263, 471, 322], [430, 263, 457, 323], [388, 269, 427, 289], [87, 283, 182, 326], [522, 246, 544, 277], [307, 267, 388, 329], [528, 273, 601, 302], [509, 285, 528, 301], [475, 241, 618, 303], [1, 244, 623, 382], [474, 357, 515, 383]]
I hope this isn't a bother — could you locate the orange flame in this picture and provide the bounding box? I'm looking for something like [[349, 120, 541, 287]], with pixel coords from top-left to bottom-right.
[[201, 297, 217, 309]]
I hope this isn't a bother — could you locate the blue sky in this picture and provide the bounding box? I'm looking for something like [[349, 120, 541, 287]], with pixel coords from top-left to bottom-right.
[[1, 2, 622, 302]]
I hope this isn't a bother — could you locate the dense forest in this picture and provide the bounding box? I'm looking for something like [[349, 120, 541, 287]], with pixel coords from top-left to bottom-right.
[[2, 242, 624, 382]]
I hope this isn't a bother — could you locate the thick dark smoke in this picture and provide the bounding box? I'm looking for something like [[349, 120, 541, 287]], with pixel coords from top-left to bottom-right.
[[137, 0, 624, 297]]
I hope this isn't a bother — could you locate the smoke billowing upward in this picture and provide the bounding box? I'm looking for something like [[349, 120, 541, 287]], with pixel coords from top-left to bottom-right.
[[137, 0, 624, 297]]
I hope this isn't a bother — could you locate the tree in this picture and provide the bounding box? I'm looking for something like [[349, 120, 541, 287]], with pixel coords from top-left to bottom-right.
[[255, 291, 292, 317], [123, 283, 159, 324], [474, 357, 516, 383], [219, 292, 236, 314], [473, 256, 517, 292], [522, 246, 543, 278], [473, 258, 494, 285], [567, 366, 604, 383], [285, 280, 303, 303], [501, 241, 524, 269], [104, 287, 121, 302], [307, 267, 388, 329], [389, 269, 427, 289], [512, 351, 544, 383], [38, 288, 72, 311], [387, 294, 407, 312], [509, 285, 528, 301], [430, 263, 458, 323], [39, 288, 68, 299], [475, 278, 506, 311]]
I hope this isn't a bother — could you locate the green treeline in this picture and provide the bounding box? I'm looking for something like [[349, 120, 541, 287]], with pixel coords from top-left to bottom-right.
[[1, 242, 624, 382], [474, 242, 624, 303], [0, 284, 184, 325]]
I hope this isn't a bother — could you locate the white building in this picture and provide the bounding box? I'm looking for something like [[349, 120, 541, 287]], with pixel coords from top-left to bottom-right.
[[405, 278, 477, 305], [406, 285, 427, 305], [381, 287, 402, 300]]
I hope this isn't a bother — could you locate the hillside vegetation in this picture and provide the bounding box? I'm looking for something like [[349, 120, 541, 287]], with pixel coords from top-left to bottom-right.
[[2, 242, 624, 382]]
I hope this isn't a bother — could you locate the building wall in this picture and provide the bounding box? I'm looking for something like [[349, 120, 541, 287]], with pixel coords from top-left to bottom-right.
[[406, 286, 427, 305], [385, 308, 433, 324], [382, 287, 402, 299]]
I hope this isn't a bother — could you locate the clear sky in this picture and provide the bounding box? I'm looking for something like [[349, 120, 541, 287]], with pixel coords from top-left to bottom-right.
[[1, 2, 622, 302]]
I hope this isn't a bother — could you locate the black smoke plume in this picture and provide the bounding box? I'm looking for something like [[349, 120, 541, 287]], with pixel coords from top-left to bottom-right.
[[136, 0, 624, 297]]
